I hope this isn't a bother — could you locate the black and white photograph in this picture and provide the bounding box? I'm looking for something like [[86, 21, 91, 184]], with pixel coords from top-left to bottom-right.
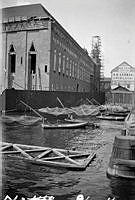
[[0, 0, 135, 199]]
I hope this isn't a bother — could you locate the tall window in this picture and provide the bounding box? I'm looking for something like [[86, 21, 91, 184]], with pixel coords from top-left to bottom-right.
[[29, 42, 36, 74], [9, 44, 16, 73], [58, 52, 61, 73], [69, 60, 72, 77], [63, 55, 65, 74], [66, 57, 69, 76], [53, 49, 57, 71]]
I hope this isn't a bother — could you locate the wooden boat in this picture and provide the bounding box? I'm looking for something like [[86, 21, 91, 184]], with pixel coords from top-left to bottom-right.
[[1, 142, 96, 170], [96, 115, 125, 121], [2, 115, 42, 126], [64, 118, 86, 123], [123, 109, 135, 135], [41, 121, 88, 129], [64, 118, 98, 128], [107, 111, 129, 117]]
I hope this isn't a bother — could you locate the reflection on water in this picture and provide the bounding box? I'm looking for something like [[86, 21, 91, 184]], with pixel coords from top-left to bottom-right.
[[1, 115, 135, 200], [110, 177, 135, 200]]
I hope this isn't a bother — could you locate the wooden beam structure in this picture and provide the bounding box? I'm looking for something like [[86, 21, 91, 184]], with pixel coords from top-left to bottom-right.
[[1, 142, 96, 170]]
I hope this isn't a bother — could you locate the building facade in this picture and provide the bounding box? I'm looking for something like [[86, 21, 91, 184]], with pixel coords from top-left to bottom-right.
[[100, 77, 111, 103], [111, 61, 135, 91], [1, 4, 100, 95], [111, 85, 134, 108]]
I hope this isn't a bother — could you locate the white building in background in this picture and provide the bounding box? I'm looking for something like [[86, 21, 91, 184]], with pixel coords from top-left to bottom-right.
[[111, 61, 135, 91]]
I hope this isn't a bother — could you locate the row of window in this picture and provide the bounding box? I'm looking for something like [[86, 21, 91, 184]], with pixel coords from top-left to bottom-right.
[[112, 73, 134, 76], [53, 49, 92, 83], [52, 27, 92, 69], [112, 76, 134, 80], [53, 26, 85, 60]]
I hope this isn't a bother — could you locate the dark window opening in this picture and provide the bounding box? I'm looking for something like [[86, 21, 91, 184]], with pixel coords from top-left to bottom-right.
[[127, 84, 130, 88], [9, 44, 15, 52], [45, 65, 47, 73], [30, 42, 36, 51], [21, 57, 23, 64], [30, 54, 36, 74], [11, 54, 16, 73]]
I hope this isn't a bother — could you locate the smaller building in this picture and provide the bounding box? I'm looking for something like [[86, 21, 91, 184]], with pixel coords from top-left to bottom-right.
[[100, 77, 111, 103], [111, 85, 134, 108], [111, 61, 135, 91]]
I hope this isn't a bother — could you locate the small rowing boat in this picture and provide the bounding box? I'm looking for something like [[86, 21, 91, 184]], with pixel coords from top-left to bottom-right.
[[64, 118, 98, 128], [2, 115, 42, 126], [96, 115, 125, 121], [41, 121, 88, 129]]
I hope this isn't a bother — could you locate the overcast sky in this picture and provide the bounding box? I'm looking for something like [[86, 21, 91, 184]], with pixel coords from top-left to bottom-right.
[[1, 0, 135, 77]]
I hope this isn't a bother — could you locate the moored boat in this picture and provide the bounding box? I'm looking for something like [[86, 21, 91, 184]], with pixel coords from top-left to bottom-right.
[[2, 115, 42, 126], [96, 115, 125, 121], [41, 121, 88, 129], [107, 111, 129, 117], [124, 109, 135, 135]]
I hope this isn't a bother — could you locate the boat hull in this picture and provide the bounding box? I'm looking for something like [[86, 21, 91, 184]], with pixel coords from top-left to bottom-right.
[[41, 121, 88, 129], [97, 115, 125, 121]]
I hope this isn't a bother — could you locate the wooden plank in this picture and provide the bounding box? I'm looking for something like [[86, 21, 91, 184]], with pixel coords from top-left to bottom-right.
[[1, 142, 96, 170], [31, 158, 85, 169], [1, 148, 51, 154], [1, 142, 84, 154], [83, 152, 96, 167], [35, 149, 52, 159], [1, 142, 88, 155], [42, 153, 91, 161], [20, 100, 45, 120], [52, 149, 81, 166], [13, 144, 33, 160]]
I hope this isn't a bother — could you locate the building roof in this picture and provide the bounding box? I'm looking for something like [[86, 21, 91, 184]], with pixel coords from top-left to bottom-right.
[[2, 3, 97, 65], [112, 85, 130, 92], [2, 4, 51, 19], [111, 61, 135, 73]]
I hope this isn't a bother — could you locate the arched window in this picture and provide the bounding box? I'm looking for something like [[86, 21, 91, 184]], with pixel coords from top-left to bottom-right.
[[29, 42, 36, 74], [9, 44, 16, 73]]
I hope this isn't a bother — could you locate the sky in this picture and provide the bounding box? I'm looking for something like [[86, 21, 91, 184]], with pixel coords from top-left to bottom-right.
[[1, 0, 135, 77]]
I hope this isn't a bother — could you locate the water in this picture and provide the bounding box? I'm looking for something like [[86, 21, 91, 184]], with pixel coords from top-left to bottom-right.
[[1, 115, 135, 200]]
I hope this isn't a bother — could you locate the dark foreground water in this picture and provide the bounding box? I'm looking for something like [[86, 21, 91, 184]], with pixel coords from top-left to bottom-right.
[[1, 115, 135, 200]]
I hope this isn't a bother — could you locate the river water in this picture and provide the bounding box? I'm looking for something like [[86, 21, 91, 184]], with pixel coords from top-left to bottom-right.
[[1, 115, 135, 200]]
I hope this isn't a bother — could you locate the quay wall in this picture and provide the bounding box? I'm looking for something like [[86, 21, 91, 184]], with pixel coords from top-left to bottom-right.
[[0, 89, 105, 112]]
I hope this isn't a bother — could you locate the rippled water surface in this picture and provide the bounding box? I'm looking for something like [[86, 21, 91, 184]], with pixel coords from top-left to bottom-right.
[[1, 115, 135, 200]]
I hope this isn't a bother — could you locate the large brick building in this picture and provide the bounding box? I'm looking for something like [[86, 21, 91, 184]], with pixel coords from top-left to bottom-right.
[[1, 4, 100, 95]]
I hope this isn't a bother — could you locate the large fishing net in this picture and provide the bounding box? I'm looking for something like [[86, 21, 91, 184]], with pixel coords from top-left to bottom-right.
[[38, 104, 100, 117]]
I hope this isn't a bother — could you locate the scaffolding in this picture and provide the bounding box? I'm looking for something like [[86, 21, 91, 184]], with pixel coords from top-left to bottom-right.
[[91, 36, 104, 80]]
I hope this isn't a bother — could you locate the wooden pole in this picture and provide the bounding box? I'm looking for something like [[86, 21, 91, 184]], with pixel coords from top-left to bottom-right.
[[52, 149, 81, 166], [20, 100, 45, 120], [13, 144, 33, 159], [86, 98, 93, 105], [57, 97, 64, 108], [35, 149, 52, 159]]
